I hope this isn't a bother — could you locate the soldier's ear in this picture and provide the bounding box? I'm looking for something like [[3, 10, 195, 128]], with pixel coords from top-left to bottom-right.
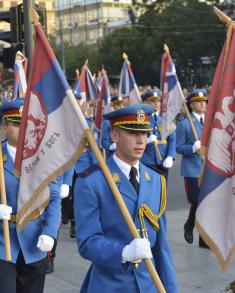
[[110, 127, 120, 143]]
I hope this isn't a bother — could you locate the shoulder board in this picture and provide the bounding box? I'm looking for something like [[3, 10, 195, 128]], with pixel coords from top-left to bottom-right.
[[142, 163, 166, 177], [77, 164, 100, 178], [177, 113, 186, 121]]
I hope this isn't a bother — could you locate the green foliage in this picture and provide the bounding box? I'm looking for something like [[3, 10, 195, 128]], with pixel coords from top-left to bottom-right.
[[52, 0, 229, 87]]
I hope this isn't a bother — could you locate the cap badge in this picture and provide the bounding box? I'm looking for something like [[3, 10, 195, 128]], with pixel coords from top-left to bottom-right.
[[137, 109, 145, 122]]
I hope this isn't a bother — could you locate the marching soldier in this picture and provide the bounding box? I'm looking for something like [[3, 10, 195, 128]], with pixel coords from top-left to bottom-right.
[[0, 99, 61, 293], [176, 89, 208, 247], [74, 104, 178, 292], [142, 89, 176, 179], [101, 95, 126, 159]]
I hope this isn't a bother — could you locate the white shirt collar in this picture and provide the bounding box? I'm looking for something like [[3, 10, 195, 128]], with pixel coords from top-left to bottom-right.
[[152, 110, 159, 117], [113, 153, 140, 181], [7, 142, 16, 162], [192, 112, 205, 123]]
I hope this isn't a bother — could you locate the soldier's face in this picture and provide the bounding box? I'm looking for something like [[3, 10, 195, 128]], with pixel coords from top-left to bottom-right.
[[111, 128, 147, 164], [190, 101, 207, 114], [147, 99, 161, 111], [3, 120, 20, 147]]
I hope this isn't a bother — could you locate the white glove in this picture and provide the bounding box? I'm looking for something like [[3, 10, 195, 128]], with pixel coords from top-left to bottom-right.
[[147, 134, 157, 144], [0, 204, 12, 220], [37, 235, 54, 252], [163, 156, 173, 168], [122, 238, 152, 263], [192, 140, 201, 153], [109, 143, 116, 151], [60, 184, 70, 199]]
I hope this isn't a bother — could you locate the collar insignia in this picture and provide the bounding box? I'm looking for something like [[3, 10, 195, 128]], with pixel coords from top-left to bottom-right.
[[144, 172, 151, 181], [3, 154, 7, 162], [112, 173, 120, 183]]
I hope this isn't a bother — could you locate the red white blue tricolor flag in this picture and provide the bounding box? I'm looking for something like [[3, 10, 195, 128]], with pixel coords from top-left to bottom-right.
[[13, 51, 28, 100], [119, 53, 141, 105], [15, 23, 89, 230], [95, 70, 111, 130], [160, 45, 185, 139], [196, 22, 235, 271], [74, 69, 81, 99], [79, 63, 98, 105]]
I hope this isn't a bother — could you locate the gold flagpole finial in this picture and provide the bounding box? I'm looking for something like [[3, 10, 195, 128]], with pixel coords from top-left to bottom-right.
[[84, 59, 88, 66], [164, 44, 170, 54], [123, 52, 128, 60], [29, 7, 40, 25], [76, 68, 79, 75], [213, 6, 232, 26]]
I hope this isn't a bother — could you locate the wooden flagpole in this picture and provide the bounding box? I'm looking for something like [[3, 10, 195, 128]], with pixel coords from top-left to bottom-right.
[[0, 144, 11, 262], [85, 129, 166, 293]]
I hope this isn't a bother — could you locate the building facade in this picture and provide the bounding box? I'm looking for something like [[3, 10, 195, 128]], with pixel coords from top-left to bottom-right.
[[56, 0, 133, 45]]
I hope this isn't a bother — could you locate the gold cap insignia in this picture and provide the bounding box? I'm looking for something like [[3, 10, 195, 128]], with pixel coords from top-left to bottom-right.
[[144, 172, 151, 181], [137, 109, 145, 122], [112, 173, 120, 183]]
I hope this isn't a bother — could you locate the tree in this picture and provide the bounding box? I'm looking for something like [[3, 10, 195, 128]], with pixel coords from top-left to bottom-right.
[[99, 0, 227, 87]]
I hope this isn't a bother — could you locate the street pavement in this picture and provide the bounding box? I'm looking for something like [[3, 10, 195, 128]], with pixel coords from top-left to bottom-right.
[[44, 157, 235, 293]]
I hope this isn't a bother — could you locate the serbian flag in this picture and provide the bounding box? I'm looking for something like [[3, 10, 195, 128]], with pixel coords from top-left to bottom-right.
[[15, 22, 89, 230], [79, 63, 98, 105], [119, 53, 141, 105], [96, 71, 102, 93], [95, 70, 111, 130], [74, 69, 81, 99], [13, 51, 28, 100], [160, 45, 185, 139], [195, 21, 235, 271]]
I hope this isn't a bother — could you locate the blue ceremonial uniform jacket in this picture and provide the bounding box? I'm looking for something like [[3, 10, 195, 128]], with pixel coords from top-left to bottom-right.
[[142, 114, 176, 166], [74, 156, 178, 293], [74, 118, 98, 174], [176, 113, 203, 177], [0, 141, 61, 264], [101, 119, 114, 159]]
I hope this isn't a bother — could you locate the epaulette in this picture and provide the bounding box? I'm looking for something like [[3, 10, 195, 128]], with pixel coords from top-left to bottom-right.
[[142, 163, 166, 177], [77, 164, 100, 178], [177, 113, 186, 121]]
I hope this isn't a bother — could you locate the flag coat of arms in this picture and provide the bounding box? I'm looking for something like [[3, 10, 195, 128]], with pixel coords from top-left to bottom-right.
[[15, 23, 89, 230], [119, 54, 142, 105], [196, 22, 235, 271], [160, 46, 185, 139]]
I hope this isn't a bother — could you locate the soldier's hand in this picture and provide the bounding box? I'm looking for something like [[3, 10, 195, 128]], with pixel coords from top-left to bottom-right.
[[163, 156, 173, 168], [0, 204, 12, 220], [192, 140, 201, 153], [37, 235, 54, 252], [147, 134, 157, 144], [122, 238, 152, 263], [109, 143, 116, 151], [60, 184, 70, 199]]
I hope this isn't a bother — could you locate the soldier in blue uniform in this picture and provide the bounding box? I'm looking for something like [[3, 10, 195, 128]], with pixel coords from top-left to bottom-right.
[[176, 89, 208, 247], [141, 89, 176, 179], [74, 104, 178, 293], [0, 99, 61, 293], [101, 95, 126, 159]]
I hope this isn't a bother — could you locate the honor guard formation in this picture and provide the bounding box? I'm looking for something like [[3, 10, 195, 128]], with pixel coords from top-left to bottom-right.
[[0, 3, 234, 293]]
